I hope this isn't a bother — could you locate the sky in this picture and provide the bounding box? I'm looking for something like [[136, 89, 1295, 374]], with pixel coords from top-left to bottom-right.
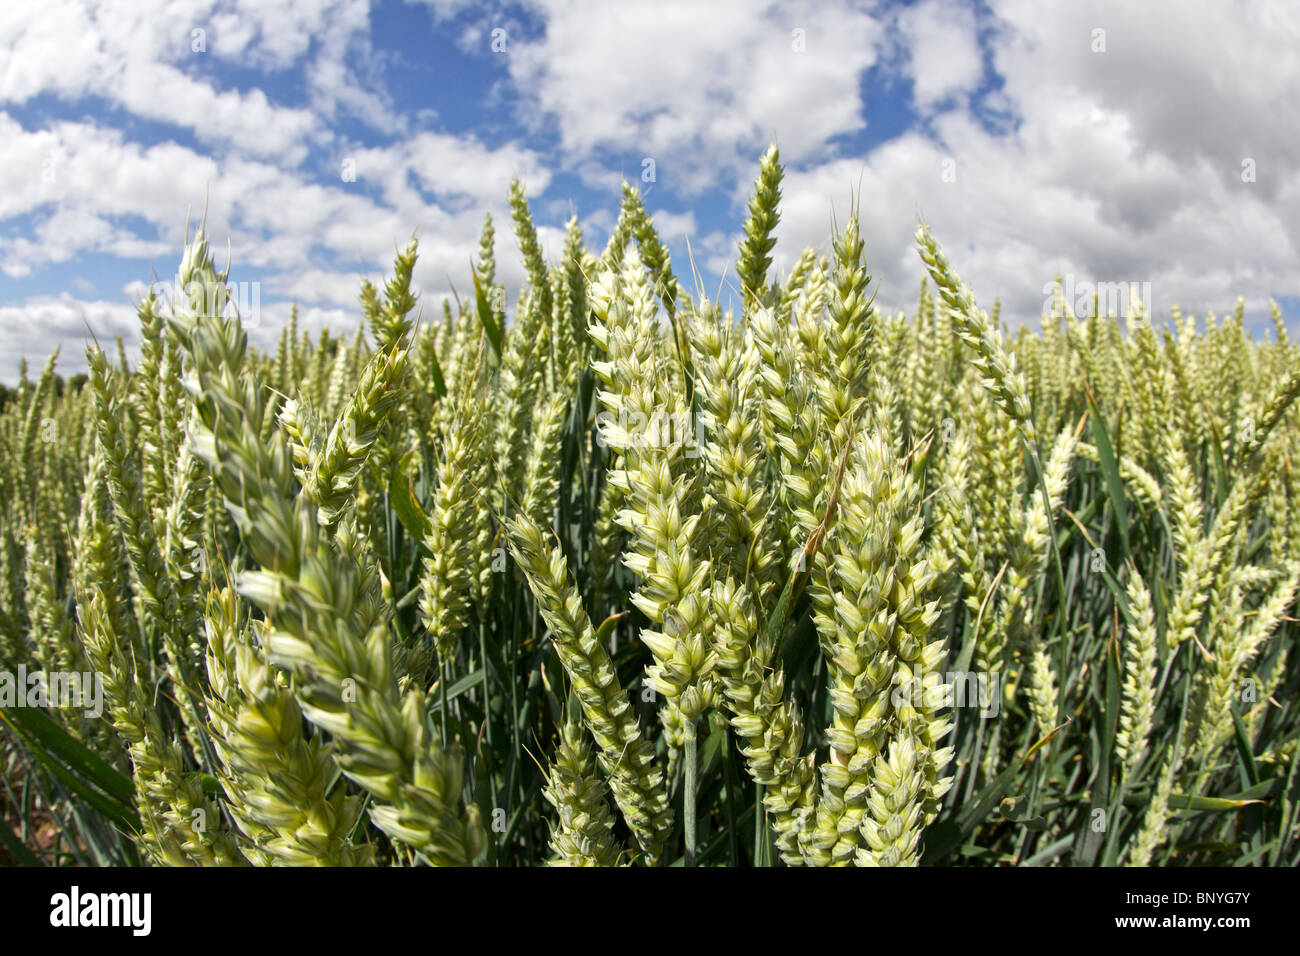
[[1, 0, 1298, 382]]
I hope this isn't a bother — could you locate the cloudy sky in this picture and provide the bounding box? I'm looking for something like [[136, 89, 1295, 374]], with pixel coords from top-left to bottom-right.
[[1, 0, 1297, 382]]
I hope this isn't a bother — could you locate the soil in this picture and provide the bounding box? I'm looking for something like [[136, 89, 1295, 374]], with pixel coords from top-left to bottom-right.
[[0, 748, 62, 865]]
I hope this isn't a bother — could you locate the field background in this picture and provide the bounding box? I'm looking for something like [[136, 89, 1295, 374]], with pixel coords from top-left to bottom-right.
[[1, 1, 1299, 867]]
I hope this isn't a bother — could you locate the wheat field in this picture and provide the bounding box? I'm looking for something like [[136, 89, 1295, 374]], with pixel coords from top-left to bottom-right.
[[1, 146, 1298, 867]]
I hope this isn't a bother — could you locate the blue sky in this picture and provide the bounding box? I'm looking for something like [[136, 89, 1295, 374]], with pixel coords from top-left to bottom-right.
[[1, 0, 1298, 381]]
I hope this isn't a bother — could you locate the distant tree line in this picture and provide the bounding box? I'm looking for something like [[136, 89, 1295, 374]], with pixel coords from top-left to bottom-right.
[[0, 372, 88, 413]]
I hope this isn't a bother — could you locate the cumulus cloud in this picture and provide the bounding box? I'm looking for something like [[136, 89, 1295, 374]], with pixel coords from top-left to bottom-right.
[[0, 1, 328, 161], [897, 0, 985, 111], [763, 2, 1300, 329], [0, 113, 548, 375], [0, 295, 139, 375], [0, 115, 546, 275], [2, 0, 1299, 380], [504, 0, 884, 192]]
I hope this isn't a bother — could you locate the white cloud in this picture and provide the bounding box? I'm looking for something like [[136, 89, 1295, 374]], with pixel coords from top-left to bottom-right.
[[760, 1, 1300, 331], [0, 0, 334, 161], [0, 294, 139, 379], [351, 132, 551, 209], [647, 209, 697, 244], [0, 110, 550, 297], [506, 0, 884, 192], [4, 0, 1300, 381], [897, 0, 985, 110]]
